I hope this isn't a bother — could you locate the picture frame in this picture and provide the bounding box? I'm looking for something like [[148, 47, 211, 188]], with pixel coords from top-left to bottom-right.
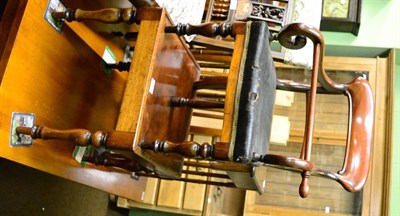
[[320, 0, 362, 36]]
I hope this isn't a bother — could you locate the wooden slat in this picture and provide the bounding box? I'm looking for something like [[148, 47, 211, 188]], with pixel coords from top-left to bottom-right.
[[221, 33, 245, 145], [116, 19, 160, 132], [245, 202, 351, 216], [365, 57, 388, 216], [189, 126, 222, 136], [157, 179, 185, 208], [142, 178, 159, 205]]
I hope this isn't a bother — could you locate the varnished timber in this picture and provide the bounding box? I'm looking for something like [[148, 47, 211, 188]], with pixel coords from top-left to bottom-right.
[[266, 23, 374, 197], [0, 0, 28, 81], [193, 76, 228, 90], [16, 125, 134, 151], [128, 0, 159, 8], [52, 8, 137, 24], [165, 22, 246, 37], [220, 32, 245, 152], [116, 8, 200, 178], [246, 55, 386, 215], [0, 0, 145, 201], [139, 140, 229, 160]]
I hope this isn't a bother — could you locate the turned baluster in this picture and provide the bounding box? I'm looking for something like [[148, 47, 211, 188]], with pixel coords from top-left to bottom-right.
[[170, 97, 224, 108], [139, 140, 229, 160], [52, 8, 137, 24], [165, 22, 233, 37], [16, 125, 134, 151]]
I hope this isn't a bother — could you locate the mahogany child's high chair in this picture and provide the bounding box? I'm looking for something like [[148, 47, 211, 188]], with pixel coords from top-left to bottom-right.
[[12, 7, 373, 198]]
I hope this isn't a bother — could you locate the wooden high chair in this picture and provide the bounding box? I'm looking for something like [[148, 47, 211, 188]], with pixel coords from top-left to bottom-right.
[[13, 7, 374, 198]]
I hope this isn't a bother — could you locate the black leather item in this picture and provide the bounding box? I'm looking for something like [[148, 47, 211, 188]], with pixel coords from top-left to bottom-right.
[[231, 21, 276, 162]]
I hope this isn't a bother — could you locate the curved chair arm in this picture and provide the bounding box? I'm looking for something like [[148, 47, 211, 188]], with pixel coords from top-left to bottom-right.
[[262, 76, 374, 194], [271, 23, 374, 197], [333, 77, 374, 191], [276, 23, 349, 93]]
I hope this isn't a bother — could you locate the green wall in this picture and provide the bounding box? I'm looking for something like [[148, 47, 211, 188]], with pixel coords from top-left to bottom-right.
[[391, 49, 400, 216], [323, 0, 400, 49]]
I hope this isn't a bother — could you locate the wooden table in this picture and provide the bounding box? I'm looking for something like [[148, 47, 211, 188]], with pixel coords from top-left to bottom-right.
[[0, 1, 199, 202]]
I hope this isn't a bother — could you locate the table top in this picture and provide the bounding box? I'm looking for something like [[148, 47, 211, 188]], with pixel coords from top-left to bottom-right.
[[0, 3, 198, 201], [116, 7, 200, 178]]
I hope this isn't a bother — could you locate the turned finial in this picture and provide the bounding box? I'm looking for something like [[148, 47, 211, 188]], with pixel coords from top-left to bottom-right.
[[299, 171, 311, 198]]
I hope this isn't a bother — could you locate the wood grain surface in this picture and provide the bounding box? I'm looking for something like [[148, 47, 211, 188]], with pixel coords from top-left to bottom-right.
[[0, 0, 145, 201]]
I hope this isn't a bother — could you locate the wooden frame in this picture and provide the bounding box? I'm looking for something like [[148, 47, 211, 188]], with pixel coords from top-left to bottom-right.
[[244, 56, 392, 216], [320, 0, 362, 35]]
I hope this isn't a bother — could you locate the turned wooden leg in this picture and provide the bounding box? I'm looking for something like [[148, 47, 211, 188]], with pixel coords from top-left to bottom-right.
[[170, 97, 224, 108], [51, 7, 137, 24], [16, 125, 134, 151]]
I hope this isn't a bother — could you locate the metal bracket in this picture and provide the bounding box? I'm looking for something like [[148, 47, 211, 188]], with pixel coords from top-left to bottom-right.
[[43, 0, 66, 32], [9, 112, 36, 147]]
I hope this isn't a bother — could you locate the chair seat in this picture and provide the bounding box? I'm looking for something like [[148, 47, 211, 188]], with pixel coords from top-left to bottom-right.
[[230, 21, 276, 162]]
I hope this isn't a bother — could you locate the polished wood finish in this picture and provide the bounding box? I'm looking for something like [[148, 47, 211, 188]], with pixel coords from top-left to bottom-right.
[[221, 33, 246, 146], [16, 125, 134, 151], [165, 21, 246, 38], [139, 140, 229, 160], [165, 22, 233, 37], [193, 76, 228, 90], [0, 0, 28, 81], [128, 0, 159, 8], [268, 23, 374, 198], [116, 8, 200, 178], [3, 1, 376, 207], [0, 0, 145, 201], [52, 7, 137, 24], [245, 56, 388, 215]]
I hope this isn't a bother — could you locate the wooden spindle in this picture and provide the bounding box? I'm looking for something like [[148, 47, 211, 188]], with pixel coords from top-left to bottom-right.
[[16, 125, 133, 150], [193, 76, 228, 90], [170, 97, 224, 108], [165, 22, 233, 37], [139, 140, 215, 159], [52, 7, 137, 24]]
